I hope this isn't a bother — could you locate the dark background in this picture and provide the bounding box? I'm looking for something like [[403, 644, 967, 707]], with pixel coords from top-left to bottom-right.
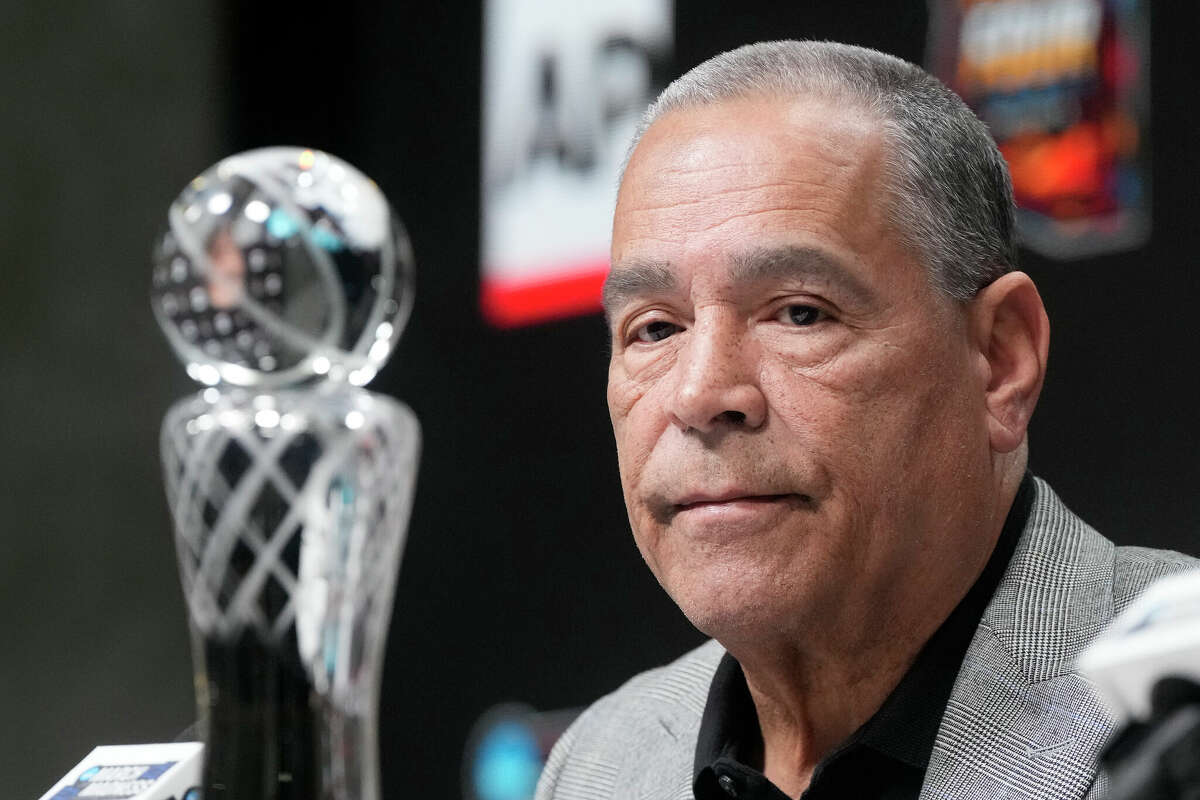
[[2, 2, 1196, 798]]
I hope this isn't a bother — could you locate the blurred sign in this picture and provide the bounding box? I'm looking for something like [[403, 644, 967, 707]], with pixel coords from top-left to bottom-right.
[[929, 0, 1151, 259], [39, 743, 202, 800], [462, 703, 582, 800], [481, 0, 673, 327]]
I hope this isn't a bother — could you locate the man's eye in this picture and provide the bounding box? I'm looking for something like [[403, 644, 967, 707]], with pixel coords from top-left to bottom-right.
[[634, 320, 680, 343], [777, 304, 824, 326]]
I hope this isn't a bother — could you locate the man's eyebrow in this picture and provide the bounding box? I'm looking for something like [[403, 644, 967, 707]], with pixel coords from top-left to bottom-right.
[[602, 259, 678, 315], [602, 246, 873, 318], [729, 245, 873, 304]]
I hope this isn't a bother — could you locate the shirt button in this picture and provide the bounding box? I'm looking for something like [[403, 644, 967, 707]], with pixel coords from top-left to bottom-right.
[[717, 773, 739, 797]]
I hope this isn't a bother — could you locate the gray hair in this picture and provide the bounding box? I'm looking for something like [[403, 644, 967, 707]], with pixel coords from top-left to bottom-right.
[[628, 40, 1016, 300]]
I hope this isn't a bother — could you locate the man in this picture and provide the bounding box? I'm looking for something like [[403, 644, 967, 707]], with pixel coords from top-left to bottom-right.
[[535, 41, 1196, 800]]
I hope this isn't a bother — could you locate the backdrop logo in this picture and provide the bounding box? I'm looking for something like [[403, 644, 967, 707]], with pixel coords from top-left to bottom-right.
[[929, 0, 1151, 259], [480, 0, 673, 327]]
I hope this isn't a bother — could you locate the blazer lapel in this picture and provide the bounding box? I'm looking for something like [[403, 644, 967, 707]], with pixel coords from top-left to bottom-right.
[[921, 479, 1117, 800]]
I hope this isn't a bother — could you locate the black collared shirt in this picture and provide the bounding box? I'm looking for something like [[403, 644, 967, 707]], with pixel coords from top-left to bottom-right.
[[693, 474, 1035, 800]]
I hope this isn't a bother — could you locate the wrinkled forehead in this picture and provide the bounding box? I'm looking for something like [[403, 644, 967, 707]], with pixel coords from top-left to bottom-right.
[[610, 95, 929, 301], [615, 96, 887, 230], [604, 97, 953, 328], [616, 98, 885, 242], [625, 90, 886, 175]]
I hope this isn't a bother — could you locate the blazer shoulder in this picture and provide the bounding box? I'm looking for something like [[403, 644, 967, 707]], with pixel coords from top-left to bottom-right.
[[571, 638, 723, 742], [1112, 544, 1200, 614], [535, 640, 723, 800], [985, 478, 1199, 682], [985, 478, 1119, 682]]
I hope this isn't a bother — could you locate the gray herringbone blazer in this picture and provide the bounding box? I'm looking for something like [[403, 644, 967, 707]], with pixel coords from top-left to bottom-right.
[[535, 478, 1198, 800]]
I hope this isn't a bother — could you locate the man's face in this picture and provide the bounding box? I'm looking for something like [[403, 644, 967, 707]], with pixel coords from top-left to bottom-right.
[[606, 96, 997, 649]]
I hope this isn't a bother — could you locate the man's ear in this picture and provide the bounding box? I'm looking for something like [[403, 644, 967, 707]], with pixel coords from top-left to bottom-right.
[[969, 271, 1050, 454]]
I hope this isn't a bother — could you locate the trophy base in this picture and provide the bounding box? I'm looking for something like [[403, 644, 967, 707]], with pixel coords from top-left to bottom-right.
[[200, 630, 319, 800]]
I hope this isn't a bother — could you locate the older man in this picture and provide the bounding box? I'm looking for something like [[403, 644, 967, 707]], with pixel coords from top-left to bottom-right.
[[535, 41, 1194, 800]]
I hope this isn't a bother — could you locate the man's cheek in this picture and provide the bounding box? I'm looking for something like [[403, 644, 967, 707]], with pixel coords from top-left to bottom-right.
[[606, 370, 646, 423], [615, 436, 654, 510]]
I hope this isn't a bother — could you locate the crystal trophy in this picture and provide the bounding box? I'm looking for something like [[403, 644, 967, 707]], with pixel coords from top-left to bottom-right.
[[152, 147, 419, 800]]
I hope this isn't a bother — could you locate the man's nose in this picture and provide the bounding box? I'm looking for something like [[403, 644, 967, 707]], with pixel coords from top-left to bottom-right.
[[666, 317, 767, 433]]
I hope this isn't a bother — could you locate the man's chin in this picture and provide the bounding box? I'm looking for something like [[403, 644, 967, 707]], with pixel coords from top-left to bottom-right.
[[668, 579, 806, 646]]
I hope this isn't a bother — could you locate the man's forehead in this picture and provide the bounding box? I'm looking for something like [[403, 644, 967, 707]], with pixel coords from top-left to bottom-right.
[[612, 94, 890, 243], [624, 93, 881, 175], [606, 96, 904, 321]]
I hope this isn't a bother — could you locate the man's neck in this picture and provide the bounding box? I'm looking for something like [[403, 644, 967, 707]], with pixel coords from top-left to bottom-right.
[[730, 462, 1028, 798], [736, 623, 934, 797]]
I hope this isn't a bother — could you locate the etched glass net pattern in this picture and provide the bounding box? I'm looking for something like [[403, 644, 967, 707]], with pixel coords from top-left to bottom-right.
[[162, 387, 417, 689], [160, 387, 419, 800]]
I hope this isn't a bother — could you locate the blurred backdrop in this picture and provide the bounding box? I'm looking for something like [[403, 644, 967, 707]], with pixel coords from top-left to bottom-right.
[[2, 1, 1198, 798]]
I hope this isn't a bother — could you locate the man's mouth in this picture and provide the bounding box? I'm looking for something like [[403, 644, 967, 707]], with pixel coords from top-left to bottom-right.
[[645, 482, 818, 524], [674, 492, 793, 510], [664, 491, 816, 520]]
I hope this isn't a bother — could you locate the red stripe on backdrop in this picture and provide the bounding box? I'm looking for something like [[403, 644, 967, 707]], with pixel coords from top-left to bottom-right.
[[481, 262, 610, 328]]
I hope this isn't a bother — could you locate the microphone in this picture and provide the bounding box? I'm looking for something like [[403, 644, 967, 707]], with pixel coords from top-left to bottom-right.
[[1078, 569, 1200, 799]]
